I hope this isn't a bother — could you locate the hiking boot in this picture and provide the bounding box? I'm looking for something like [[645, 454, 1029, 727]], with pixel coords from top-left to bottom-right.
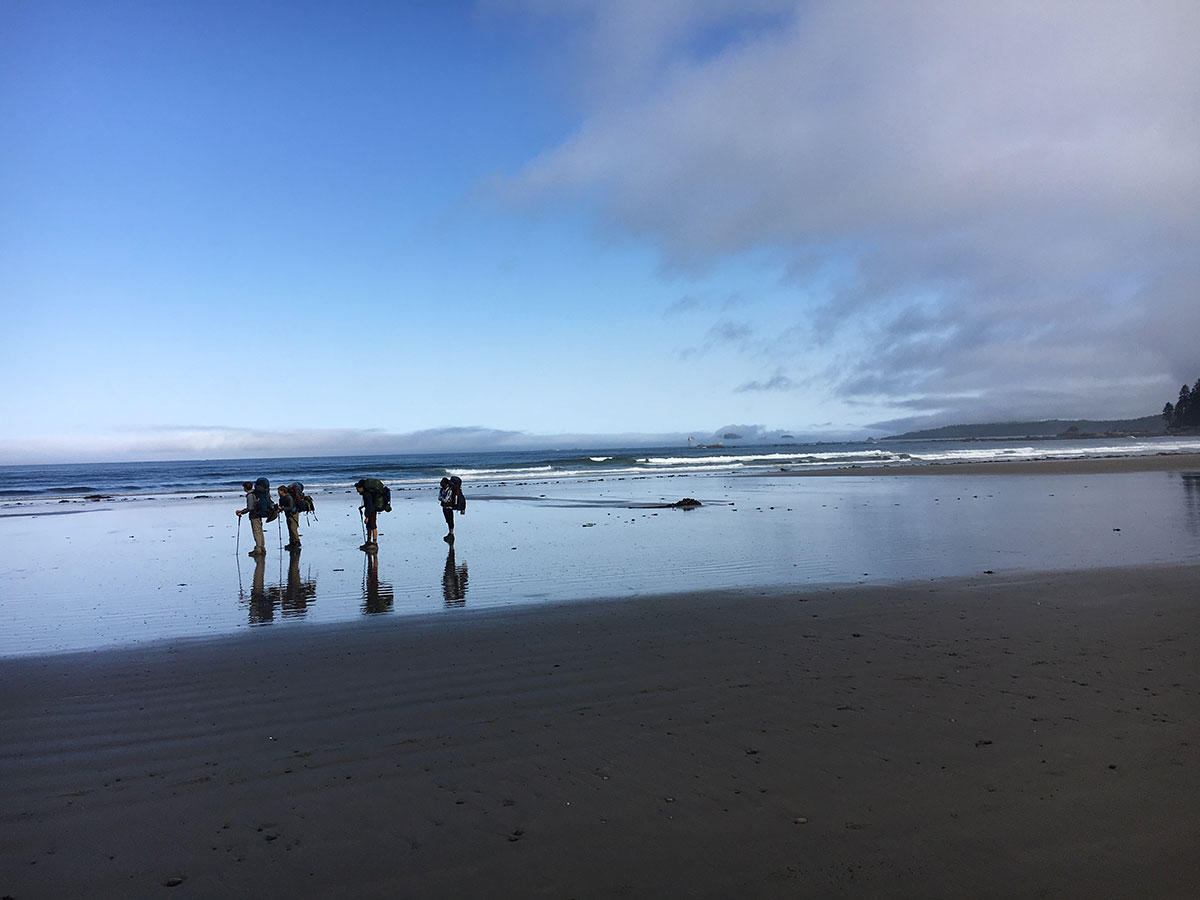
[[283, 543, 293, 551], [248, 549, 266, 558], [360, 542, 378, 551]]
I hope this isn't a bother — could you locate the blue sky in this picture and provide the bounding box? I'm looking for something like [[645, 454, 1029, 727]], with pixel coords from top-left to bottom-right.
[[3, 1, 1197, 462]]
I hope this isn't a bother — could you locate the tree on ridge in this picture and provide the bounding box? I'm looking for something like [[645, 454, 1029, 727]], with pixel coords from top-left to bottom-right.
[[1163, 378, 1200, 429]]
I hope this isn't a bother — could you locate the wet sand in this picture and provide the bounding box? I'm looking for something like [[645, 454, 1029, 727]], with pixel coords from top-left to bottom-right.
[[6, 452, 1200, 656], [3, 563, 1198, 899]]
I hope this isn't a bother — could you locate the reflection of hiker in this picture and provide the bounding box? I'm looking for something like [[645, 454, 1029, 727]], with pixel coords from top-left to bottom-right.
[[236, 478, 277, 557], [438, 475, 466, 542], [362, 551, 394, 615], [355, 478, 391, 552], [247, 554, 273, 624], [442, 545, 468, 608], [278, 485, 301, 552], [282, 550, 316, 616]]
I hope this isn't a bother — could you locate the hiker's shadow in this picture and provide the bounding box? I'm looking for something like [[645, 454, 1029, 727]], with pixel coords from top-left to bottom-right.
[[442, 546, 469, 608]]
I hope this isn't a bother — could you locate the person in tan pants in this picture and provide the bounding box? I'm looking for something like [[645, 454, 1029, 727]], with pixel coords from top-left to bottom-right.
[[236, 480, 266, 556], [278, 485, 301, 552]]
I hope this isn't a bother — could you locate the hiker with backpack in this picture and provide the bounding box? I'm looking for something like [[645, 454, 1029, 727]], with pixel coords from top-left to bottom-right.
[[438, 475, 466, 543], [277, 485, 301, 552], [355, 478, 391, 552], [235, 477, 278, 557]]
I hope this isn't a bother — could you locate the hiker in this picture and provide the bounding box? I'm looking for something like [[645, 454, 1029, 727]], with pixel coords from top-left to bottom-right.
[[278, 485, 301, 552], [438, 475, 466, 542], [235, 478, 274, 557], [438, 477, 456, 542], [355, 478, 390, 552]]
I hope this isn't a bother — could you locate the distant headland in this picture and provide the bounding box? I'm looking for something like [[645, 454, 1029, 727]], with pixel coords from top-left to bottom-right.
[[880, 416, 1165, 441]]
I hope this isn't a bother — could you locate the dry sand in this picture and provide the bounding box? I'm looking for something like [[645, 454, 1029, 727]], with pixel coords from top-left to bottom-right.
[[3, 563, 1197, 899]]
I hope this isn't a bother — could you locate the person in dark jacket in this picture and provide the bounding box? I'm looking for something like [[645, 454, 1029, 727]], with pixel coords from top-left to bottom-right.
[[355, 478, 389, 552], [438, 477, 457, 542]]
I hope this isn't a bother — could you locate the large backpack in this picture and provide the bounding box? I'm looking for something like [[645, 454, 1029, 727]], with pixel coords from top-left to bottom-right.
[[449, 475, 466, 513], [253, 477, 279, 522], [289, 482, 315, 514], [361, 478, 391, 513]]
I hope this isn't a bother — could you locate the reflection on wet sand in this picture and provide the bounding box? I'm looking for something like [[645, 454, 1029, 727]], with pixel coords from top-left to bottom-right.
[[443, 546, 469, 608], [244, 556, 272, 624], [1180, 472, 1200, 531], [281, 550, 318, 617], [362, 552, 394, 615], [238, 551, 317, 625]]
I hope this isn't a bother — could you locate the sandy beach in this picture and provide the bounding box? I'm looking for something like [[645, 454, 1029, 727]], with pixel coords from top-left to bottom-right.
[[6, 0, 1199, 894], [3, 560, 1198, 899]]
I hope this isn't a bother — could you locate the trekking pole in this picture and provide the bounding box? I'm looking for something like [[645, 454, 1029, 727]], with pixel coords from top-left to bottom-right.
[[235, 517, 244, 591], [359, 506, 366, 542]]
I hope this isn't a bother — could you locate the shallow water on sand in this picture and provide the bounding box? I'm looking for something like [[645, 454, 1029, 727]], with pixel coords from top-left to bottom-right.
[[1, 470, 1198, 655]]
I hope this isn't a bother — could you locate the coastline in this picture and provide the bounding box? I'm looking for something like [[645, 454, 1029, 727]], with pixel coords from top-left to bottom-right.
[[2, 450, 1198, 515], [3, 441, 1200, 506], [773, 451, 1200, 477], [3, 563, 1197, 898], [2, 456, 1199, 656]]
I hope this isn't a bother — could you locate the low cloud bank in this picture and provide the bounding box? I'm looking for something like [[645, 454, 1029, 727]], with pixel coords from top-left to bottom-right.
[[0, 426, 689, 464], [0, 422, 881, 464]]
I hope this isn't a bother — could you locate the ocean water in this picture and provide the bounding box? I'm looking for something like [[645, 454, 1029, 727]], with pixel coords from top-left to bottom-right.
[[2, 435, 1199, 500], [1, 439, 1199, 656]]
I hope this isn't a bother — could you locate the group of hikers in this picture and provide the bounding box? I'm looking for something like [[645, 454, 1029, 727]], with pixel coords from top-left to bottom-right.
[[235, 475, 466, 557]]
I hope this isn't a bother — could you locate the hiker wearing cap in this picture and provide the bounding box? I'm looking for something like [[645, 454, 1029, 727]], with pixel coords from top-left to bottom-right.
[[278, 485, 301, 552], [235, 478, 275, 557]]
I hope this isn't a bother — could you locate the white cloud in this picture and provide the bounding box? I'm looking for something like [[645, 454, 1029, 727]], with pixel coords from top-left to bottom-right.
[[501, 1, 1200, 425]]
